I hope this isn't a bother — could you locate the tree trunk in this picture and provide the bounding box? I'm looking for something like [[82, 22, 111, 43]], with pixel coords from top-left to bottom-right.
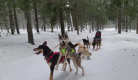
[[9, 8, 14, 35], [94, 20, 97, 30], [77, 25, 79, 35], [74, 2, 79, 35], [0, 24, 3, 32], [122, 21, 125, 31], [13, 9, 20, 34], [101, 24, 104, 30], [75, 17, 79, 35], [136, 15, 138, 34], [71, 21, 73, 31], [129, 23, 131, 32], [74, 2, 79, 34], [80, 23, 83, 32], [91, 19, 94, 32], [3, 17, 10, 36], [76, 18, 79, 35], [74, 12, 77, 30], [44, 24, 46, 31], [21, 12, 25, 30], [115, 20, 118, 30], [74, 13, 77, 31], [125, 15, 128, 32], [129, 18, 131, 32], [89, 25, 91, 33], [34, 1, 39, 33], [51, 24, 54, 32], [97, 20, 99, 30], [81, 26, 82, 32], [60, 3, 65, 35], [67, 23, 70, 31], [71, 12, 76, 30], [41, 24, 43, 31], [26, 11, 34, 44], [86, 23, 87, 29], [118, 8, 121, 34], [122, 13, 125, 31], [99, 24, 102, 30], [70, 13, 73, 31]]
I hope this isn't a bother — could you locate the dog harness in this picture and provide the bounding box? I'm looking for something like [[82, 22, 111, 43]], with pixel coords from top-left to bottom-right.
[[60, 48, 74, 55], [46, 52, 65, 63]]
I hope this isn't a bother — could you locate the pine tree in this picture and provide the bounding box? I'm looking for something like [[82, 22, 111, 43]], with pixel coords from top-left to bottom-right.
[[19, 0, 34, 44]]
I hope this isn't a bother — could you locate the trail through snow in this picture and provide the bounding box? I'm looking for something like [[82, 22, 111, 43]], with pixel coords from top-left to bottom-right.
[[0, 28, 138, 80]]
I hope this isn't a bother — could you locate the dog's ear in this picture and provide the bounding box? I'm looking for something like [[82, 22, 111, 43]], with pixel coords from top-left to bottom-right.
[[43, 41, 47, 46]]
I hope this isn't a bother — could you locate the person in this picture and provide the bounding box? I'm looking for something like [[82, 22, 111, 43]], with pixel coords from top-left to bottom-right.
[[94, 29, 101, 40]]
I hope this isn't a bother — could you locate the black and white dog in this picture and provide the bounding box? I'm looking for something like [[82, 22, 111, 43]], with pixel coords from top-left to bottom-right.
[[82, 36, 91, 48]]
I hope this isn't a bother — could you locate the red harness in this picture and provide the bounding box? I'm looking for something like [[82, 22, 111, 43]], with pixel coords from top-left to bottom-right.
[[47, 52, 65, 63]]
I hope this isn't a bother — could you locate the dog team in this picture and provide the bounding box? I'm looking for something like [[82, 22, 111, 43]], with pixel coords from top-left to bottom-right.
[[33, 29, 102, 80]]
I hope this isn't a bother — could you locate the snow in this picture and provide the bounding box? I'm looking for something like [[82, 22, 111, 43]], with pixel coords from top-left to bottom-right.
[[0, 28, 138, 80]]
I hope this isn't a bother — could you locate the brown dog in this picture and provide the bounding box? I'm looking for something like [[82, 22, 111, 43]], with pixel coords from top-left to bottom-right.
[[92, 38, 102, 50]]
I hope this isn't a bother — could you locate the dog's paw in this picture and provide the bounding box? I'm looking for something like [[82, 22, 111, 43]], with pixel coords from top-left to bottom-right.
[[82, 74, 84, 76]]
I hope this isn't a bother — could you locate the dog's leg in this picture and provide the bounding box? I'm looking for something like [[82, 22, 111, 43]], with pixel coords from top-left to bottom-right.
[[78, 58, 84, 76], [88, 43, 90, 48], [78, 66, 84, 76], [72, 58, 78, 75], [67, 58, 73, 71], [50, 66, 54, 80], [98, 42, 100, 49], [62, 55, 67, 71], [63, 63, 67, 71], [87, 44, 88, 48], [62, 51, 69, 71], [55, 53, 62, 70], [93, 45, 95, 49], [99, 42, 102, 48], [101, 42, 103, 46], [96, 44, 98, 50]]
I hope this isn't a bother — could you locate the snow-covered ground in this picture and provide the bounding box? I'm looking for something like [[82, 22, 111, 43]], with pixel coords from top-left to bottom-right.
[[0, 28, 138, 80]]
